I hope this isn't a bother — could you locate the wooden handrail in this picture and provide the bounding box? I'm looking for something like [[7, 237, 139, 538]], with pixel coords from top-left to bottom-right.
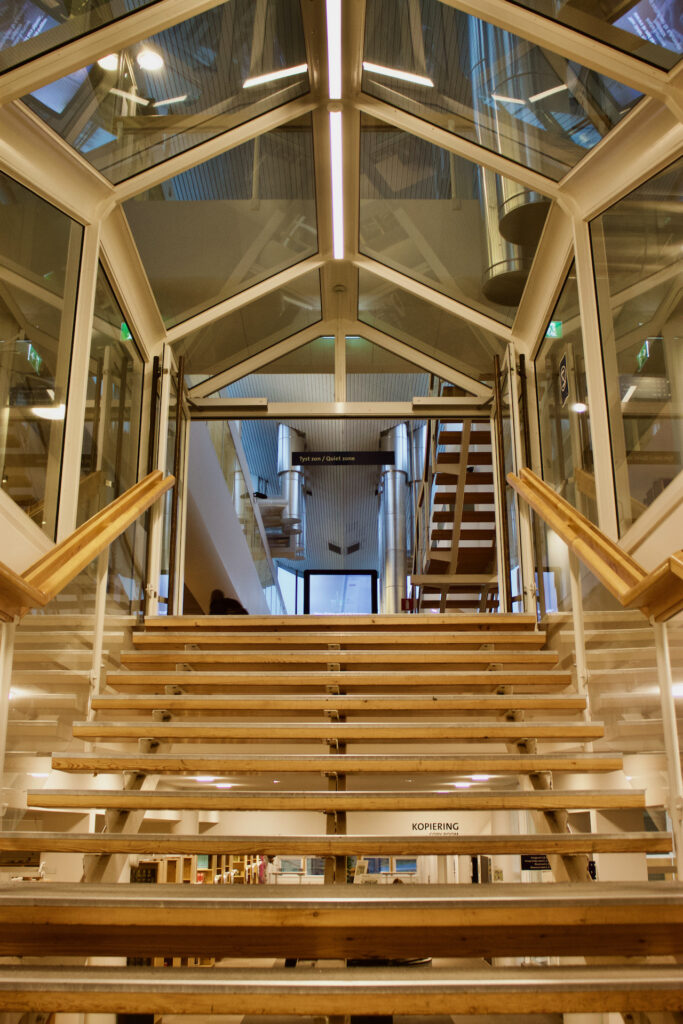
[[508, 467, 683, 622], [0, 471, 174, 622]]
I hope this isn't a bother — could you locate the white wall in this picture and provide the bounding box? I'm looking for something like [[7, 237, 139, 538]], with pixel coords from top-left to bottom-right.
[[0, 487, 53, 572], [185, 422, 269, 614]]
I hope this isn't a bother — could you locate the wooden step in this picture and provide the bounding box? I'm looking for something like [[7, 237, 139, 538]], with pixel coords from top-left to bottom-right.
[[0, 831, 669, 856], [3, 964, 683, 1015], [145, 613, 536, 631], [131, 630, 546, 650], [50, 751, 624, 775], [70, 719, 604, 741], [1, 883, 681, 959], [104, 669, 572, 693], [26, 788, 643, 812], [119, 649, 559, 668], [90, 693, 586, 714]]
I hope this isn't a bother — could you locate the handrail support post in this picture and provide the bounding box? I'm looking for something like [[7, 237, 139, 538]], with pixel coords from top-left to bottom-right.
[[0, 617, 17, 813], [568, 552, 589, 703], [88, 549, 110, 719], [652, 618, 683, 878]]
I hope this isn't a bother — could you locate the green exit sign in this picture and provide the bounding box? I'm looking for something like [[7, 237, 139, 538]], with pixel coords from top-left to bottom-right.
[[546, 320, 563, 339], [637, 339, 650, 370], [120, 321, 132, 342]]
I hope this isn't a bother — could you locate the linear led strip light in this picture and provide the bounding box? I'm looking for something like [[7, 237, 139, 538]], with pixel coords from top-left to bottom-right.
[[327, 0, 343, 259]]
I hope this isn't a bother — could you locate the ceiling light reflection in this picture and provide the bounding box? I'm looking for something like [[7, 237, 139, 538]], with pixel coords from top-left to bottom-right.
[[243, 64, 308, 88], [137, 49, 164, 71], [326, 0, 342, 99]]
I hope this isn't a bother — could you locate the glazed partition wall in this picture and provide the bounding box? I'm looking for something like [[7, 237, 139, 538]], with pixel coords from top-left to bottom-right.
[[591, 156, 683, 539], [76, 264, 146, 615], [0, 169, 83, 540]]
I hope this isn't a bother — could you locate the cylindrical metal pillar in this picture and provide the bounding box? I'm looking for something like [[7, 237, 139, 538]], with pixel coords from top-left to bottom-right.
[[379, 423, 409, 613], [277, 424, 306, 557]]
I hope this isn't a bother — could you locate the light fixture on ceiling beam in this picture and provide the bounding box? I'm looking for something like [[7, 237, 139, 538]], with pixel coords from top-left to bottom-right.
[[529, 83, 569, 103], [243, 64, 308, 88], [326, 0, 342, 100], [97, 54, 119, 71], [330, 110, 344, 259], [362, 62, 434, 88]]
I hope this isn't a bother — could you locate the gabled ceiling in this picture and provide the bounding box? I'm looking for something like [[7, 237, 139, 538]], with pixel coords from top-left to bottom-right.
[[0, 0, 681, 411]]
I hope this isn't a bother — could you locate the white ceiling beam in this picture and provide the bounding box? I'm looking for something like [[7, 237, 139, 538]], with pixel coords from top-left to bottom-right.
[[191, 399, 486, 419], [344, 319, 493, 399], [356, 95, 561, 201], [165, 255, 325, 345], [112, 94, 318, 201], [353, 254, 513, 343], [188, 323, 328, 397], [99, 207, 168, 362], [0, 0, 228, 106], [511, 203, 573, 358], [0, 103, 113, 224], [558, 97, 683, 221], [439, 0, 671, 104]]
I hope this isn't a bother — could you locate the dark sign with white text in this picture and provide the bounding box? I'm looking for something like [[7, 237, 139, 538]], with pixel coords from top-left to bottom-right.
[[293, 451, 394, 466]]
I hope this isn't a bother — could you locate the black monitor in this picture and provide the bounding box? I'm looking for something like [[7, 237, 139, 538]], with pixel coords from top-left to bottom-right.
[[303, 570, 378, 614]]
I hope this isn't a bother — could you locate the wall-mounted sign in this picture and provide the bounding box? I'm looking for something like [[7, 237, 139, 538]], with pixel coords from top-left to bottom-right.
[[559, 353, 569, 407], [521, 853, 551, 871], [411, 821, 459, 832], [293, 451, 394, 467]]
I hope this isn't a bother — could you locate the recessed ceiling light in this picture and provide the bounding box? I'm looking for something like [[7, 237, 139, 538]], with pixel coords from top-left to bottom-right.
[[471, 774, 491, 781], [529, 83, 568, 103], [194, 776, 216, 782], [362, 62, 433, 88], [326, 0, 342, 100], [109, 88, 149, 107], [243, 64, 307, 88], [215, 782, 234, 789], [572, 402, 588, 413], [454, 781, 471, 789], [137, 48, 164, 71], [97, 54, 118, 71], [492, 93, 525, 105]]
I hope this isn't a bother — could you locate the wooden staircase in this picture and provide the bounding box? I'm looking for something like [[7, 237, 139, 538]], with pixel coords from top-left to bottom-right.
[[1, 612, 682, 1018], [414, 420, 499, 613]]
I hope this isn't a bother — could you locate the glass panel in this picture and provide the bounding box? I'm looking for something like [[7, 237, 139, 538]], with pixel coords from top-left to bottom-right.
[[591, 156, 683, 535], [0, 0, 160, 72], [173, 268, 322, 380], [505, 0, 682, 71], [124, 119, 317, 328], [158, 375, 180, 615], [78, 264, 145, 613], [22, 0, 309, 184], [358, 266, 504, 380], [220, 337, 335, 402], [363, 0, 644, 180], [0, 170, 83, 538], [346, 335, 430, 400], [360, 120, 548, 324], [535, 263, 596, 519]]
